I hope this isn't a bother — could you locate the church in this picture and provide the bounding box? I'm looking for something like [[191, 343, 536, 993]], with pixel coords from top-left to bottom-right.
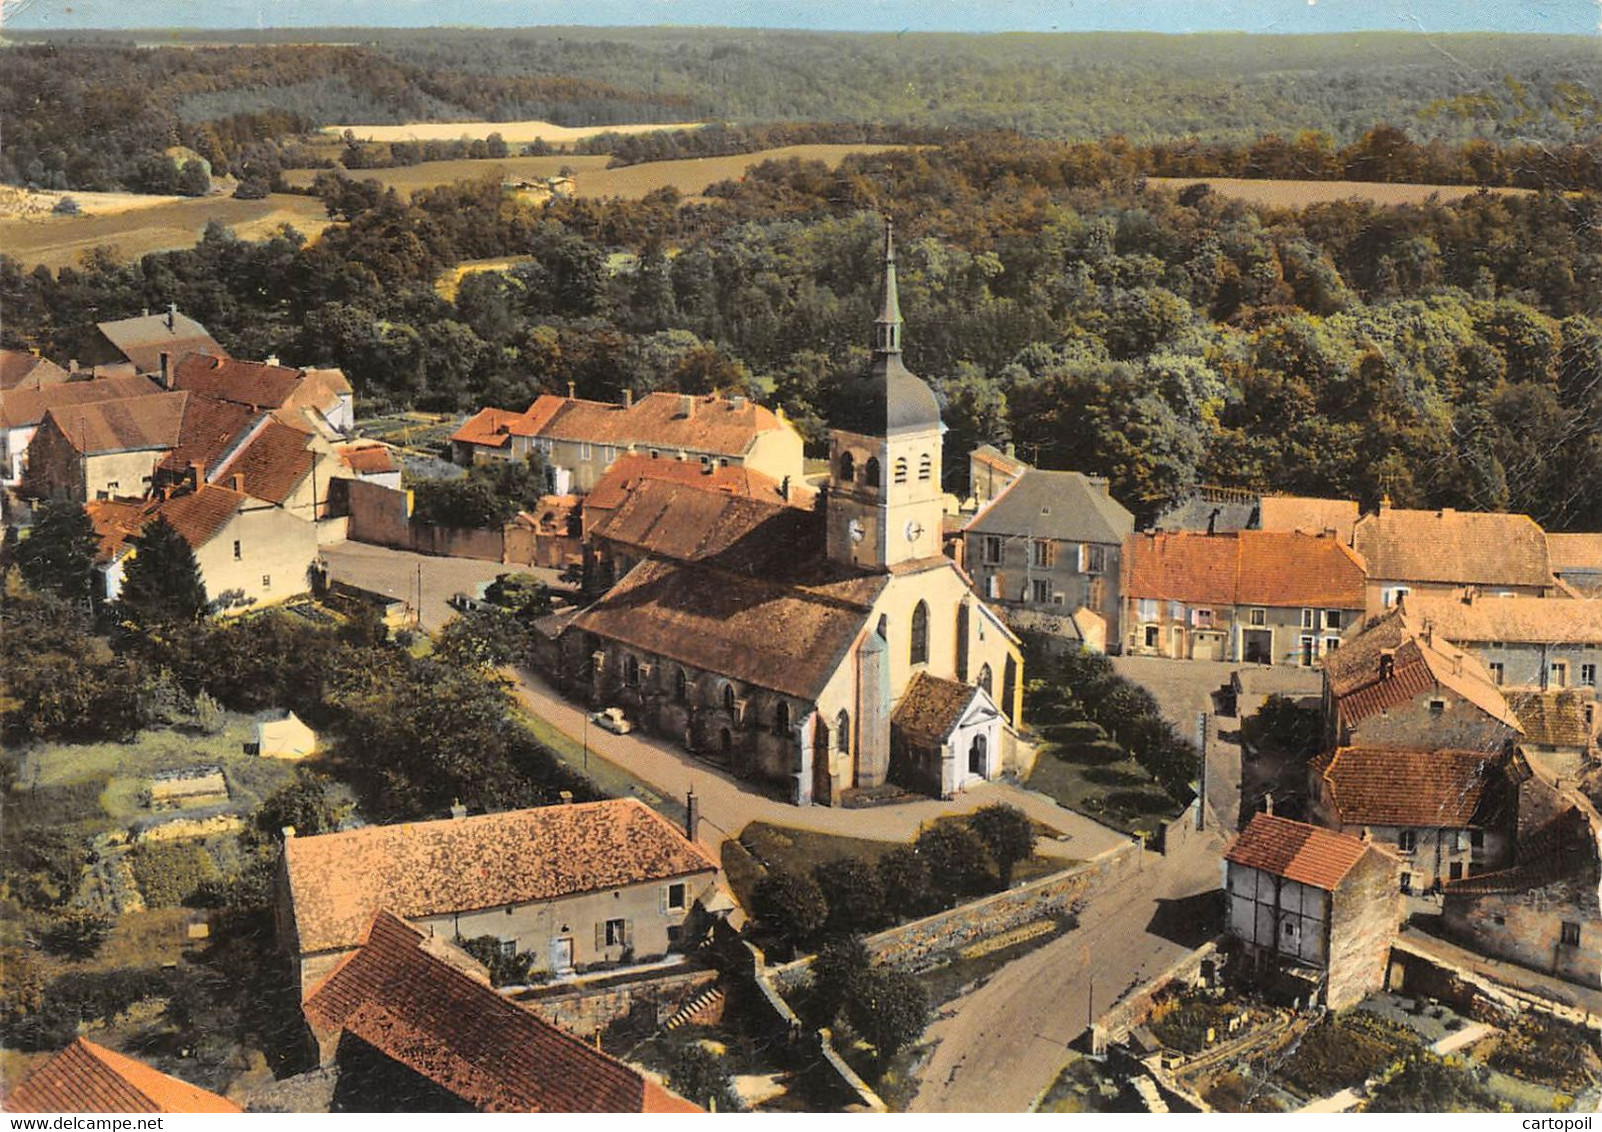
[[548, 221, 1024, 805]]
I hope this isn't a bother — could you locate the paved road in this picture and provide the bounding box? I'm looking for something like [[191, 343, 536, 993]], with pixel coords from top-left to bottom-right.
[[510, 668, 1130, 859], [905, 829, 1225, 1113], [320, 541, 561, 632], [1111, 655, 1235, 737]]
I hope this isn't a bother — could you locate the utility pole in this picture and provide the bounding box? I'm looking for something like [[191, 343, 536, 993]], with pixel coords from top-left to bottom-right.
[[416, 562, 423, 630]]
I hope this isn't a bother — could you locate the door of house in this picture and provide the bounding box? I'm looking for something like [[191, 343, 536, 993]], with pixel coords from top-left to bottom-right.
[[968, 733, 988, 778], [813, 721, 832, 805], [1194, 631, 1225, 662], [549, 936, 574, 974], [1242, 629, 1272, 664]]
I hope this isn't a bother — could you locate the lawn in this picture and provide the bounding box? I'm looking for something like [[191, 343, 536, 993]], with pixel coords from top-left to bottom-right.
[[1026, 750, 1181, 838]]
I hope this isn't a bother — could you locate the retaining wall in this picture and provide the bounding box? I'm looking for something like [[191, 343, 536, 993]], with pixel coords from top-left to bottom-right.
[[515, 964, 717, 1040]]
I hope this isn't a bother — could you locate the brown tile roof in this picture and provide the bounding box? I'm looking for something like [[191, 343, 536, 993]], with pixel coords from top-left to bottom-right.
[[1317, 746, 1508, 828], [213, 418, 315, 504], [0, 374, 161, 429], [584, 452, 804, 513], [1353, 506, 1554, 589], [1122, 530, 1366, 609], [5, 1038, 240, 1113], [0, 349, 70, 392], [42, 391, 188, 454], [1445, 806, 1600, 897], [893, 672, 982, 745], [970, 443, 1028, 476], [282, 799, 718, 956], [569, 557, 886, 702], [154, 484, 247, 549], [95, 310, 226, 374], [86, 498, 153, 560], [171, 353, 306, 409], [589, 478, 790, 565], [157, 396, 260, 480], [529, 392, 786, 456], [1507, 690, 1595, 749], [1258, 495, 1360, 543], [450, 406, 535, 449], [337, 443, 397, 475], [1323, 608, 1522, 734], [1547, 533, 1602, 574], [1401, 593, 1602, 647], [303, 912, 700, 1113], [1225, 813, 1375, 891]]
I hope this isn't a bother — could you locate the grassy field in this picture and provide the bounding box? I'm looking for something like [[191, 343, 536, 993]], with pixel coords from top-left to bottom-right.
[[435, 255, 536, 300], [323, 119, 704, 145], [283, 144, 905, 201], [0, 192, 331, 271], [1146, 176, 1531, 208]]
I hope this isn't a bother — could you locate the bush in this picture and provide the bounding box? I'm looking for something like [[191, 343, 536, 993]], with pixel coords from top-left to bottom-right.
[[51, 196, 80, 215], [1366, 1053, 1504, 1113], [1056, 720, 1106, 744], [666, 1041, 740, 1111], [813, 856, 887, 935], [844, 966, 930, 1070], [806, 934, 870, 1028], [11, 968, 168, 1051], [458, 935, 537, 987], [39, 909, 114, 959], [129, 843, 220, 909], [967, 804, 1036, 888], [876, 847, 930, 921], [915, 823, 994, 907], [1489, 1015, 1597, 1092], [1068, 738, 1127, 765]]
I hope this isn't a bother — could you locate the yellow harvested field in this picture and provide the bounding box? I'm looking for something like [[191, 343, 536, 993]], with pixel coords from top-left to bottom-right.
[[435, 255, 535, 301], [0, 186, 187, 220], [1146, 176, 1531, 208], [1, 193, 332, 271], [282, 144, 904, 201], [323, 119, 704, 145]]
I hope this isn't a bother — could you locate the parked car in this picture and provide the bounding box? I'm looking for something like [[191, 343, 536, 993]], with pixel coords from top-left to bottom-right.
[[449, 591, 492, 613], [590, 707, 632, 735]]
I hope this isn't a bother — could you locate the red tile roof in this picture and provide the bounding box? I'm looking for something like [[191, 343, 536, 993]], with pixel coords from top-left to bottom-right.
[[42, 392, 187, 454], [1123, 530, 1366, 609], [531, 392, 786, 456], [337, 443, 398, 475], [1401, 593, 1602, 647], [0, 349, 70, 392], [5, 1038, 240, 1113], [1316, 747, 1507, 828], [303, 912, 700, 1113], [1258, 495, 1360, 543], [282, 799, 718, 956], [584, 452, 802, 513], [154, 484, 247, 550], [589, 478, 790, 565], [1547, 533, 1602, 574], [450, 406, 537, 449], [213, 418, 315, 504], [1353, 506, 1554, 589], [1225, 813, 1373, 891], [157, 395, 259, 480], [172, 354, 302, 409]]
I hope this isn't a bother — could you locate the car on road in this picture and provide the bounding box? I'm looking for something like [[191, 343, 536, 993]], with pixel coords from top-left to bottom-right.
[[449, 591, 493, 613], [589, 707, 632, 735]]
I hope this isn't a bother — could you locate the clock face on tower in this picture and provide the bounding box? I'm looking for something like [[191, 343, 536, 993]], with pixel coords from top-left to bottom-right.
[[904, 520, 924, 543], [849, 518, 865, 543]]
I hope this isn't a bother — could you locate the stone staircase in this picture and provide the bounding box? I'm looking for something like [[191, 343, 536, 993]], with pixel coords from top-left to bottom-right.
[[663, 985, 726, 1032]]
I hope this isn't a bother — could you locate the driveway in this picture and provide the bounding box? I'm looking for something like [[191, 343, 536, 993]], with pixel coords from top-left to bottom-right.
[[511, 669, 1130, 859], [906, 830, 1225, 1112], [320, 541, 562, 632]]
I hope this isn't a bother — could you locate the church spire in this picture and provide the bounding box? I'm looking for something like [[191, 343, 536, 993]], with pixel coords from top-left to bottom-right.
[[872, 217, 902, 355]]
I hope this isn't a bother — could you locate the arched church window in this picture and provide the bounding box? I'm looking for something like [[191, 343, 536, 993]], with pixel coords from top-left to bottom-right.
[[674, 668, 688, 702], [864, 457, 881, 489], [723, 683, 737, 713], [918, 452, 933, 481], [623, 655, 640, 686], [978, 663, 993, 695], [836, 710, 851, 755], [911, 600, 929, 666], [775, 700, 790, 735], [894, 457, 908, 484], [839, 450, 856, 483]]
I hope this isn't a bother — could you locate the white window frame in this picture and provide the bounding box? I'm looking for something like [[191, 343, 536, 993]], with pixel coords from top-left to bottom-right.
[[1301, 608, 1316, 630], [1249, 607, 1266, 627], [1324, 609, 1344, 631]]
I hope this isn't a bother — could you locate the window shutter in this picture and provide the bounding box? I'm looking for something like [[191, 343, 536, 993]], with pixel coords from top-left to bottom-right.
[[595, 921, 605, 949], [622, 920, 632, 947]]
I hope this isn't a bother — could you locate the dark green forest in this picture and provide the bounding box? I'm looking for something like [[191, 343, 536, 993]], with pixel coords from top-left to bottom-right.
[[5, 133, 1601, 532], [3, 30, 1599, 192]]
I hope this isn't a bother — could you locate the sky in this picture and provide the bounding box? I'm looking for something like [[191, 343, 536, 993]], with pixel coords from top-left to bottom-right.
[[3, 0, 1597, 33]]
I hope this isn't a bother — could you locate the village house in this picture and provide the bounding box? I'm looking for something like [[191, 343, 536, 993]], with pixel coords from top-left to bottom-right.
[[1398, 592, 1602, 693], [169, 353, 354, 440], [1547, 532, 1602, 599], [1351, 502, 1559, 617], [0, 372, 160, 484], [23, 392, 188, 503], [1505, 690, 1598, 777], [4, 1037, 241, 1113], [275, 798, 722, 996], [1121, 529, 1366, 665], [1224, 812, 1402, 1011], [961, 467, 1134, 653], [0, 347, 70, 392], [965, 442, 1028, 508], [1442, 799, 1602, 990], [549, 222, 1024, 805], [450, 387, 804, 496], [1307, 746, 1515, 893], [302, 912, 699, 1112], [1320, 606, 1524, 752], [73, 305, 228, 375]]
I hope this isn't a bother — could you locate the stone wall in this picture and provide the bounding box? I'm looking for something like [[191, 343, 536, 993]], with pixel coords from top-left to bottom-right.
[[1326, 847, 1403, 1010], [342, 478, 509, 563], [1092, 938, 1223, 1047], [515, 964, 718, 1040]]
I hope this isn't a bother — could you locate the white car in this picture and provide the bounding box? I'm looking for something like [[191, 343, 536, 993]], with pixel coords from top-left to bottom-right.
[[590, 707, 632, 735]]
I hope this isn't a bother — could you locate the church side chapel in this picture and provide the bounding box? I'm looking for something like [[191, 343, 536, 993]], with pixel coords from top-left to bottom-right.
[[552, 220, 1024, 805]]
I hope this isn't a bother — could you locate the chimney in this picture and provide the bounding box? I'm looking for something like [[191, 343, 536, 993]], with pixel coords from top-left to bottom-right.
[[166, 302, 176, 331], [189, 460, 204, 490], [281, 825, 296, 840], [567, 381, 577, 400], [230, 473, 244, 493], [265, 354, 279, 367], [1379, 651, 1396, 680], [559, 790, 575, 805], [1005, 442, 1016, 458], [1207, 507, 1220, 536], [780, 475, 791, 501], [686, 788, 700, 843], [68, 359, 79, 375], [1379, 494, 1392, 512], [680, 393, 694, 419], [1263, 792, 1274, 816], [621, 389, 634, 410], [158, 352, 173, 390], [449, 799, 467, 820], [1438, 507, 1453, 519]]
